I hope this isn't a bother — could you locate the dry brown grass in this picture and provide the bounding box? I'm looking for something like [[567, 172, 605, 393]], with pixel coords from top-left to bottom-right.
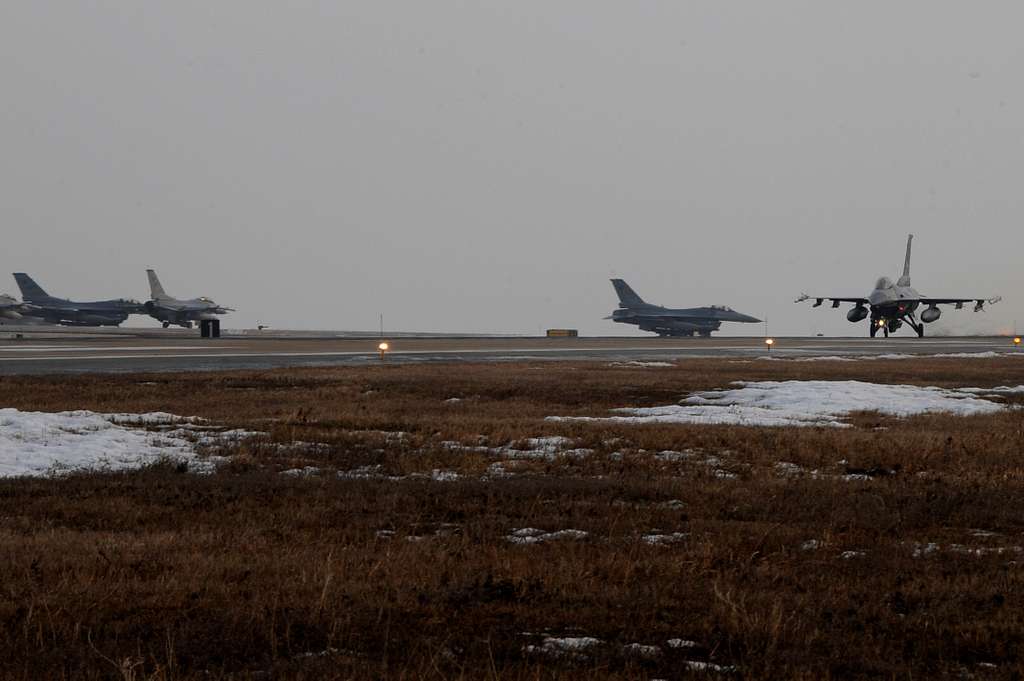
[[1, 359, 1024, 679]]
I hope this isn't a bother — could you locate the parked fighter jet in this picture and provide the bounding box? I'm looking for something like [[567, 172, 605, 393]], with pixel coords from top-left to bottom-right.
[[144, 269, 233, 329], [607, 279, 761, 337], [796, 235, 1000, 337], [12, 273, 142, 326]]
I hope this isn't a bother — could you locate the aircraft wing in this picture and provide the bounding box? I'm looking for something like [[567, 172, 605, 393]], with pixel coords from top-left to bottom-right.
[[916, 296, 1001, 311], [795, 294, 869, 307]]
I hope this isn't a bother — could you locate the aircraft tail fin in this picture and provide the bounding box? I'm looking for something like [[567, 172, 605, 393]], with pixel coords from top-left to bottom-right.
[[146, 269, 168, 300], [12, 273, 49, 301], [611, 279, 645, 307], [900, 234, 913, 284]]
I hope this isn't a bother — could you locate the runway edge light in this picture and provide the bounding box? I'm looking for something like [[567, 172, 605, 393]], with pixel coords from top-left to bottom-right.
[[378, 341, 390, 360], [765, 338, 775, 352]]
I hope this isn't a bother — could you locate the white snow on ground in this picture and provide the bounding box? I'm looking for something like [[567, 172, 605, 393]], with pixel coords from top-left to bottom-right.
[[0, 408, 233, 477], [549, 380, 1005, 428], [641, 532, 689, 545], [444, 435, 593, 461], [522, 436, 575, 450], [505, 528, 589, 544], [622, 643, 660, 658], [961, 385, 1024, 394], [524, 637, 602, 659], [683, 660, 737, 673]]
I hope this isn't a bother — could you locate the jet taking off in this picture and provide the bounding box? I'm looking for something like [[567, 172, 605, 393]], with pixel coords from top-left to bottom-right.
[[796, 235, 1000, 338], [607, 279, 761, 337], [144, 269, 233, 329], [12, 273, 142, 326]]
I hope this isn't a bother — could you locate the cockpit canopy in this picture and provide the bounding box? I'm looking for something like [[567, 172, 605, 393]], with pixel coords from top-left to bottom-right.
[[874, 277, 895, 290], [709, 305, 734, 312]]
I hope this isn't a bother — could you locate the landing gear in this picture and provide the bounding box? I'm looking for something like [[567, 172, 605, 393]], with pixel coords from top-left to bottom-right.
[[162, 321, 170, 329], [870, 315, 923, 338]]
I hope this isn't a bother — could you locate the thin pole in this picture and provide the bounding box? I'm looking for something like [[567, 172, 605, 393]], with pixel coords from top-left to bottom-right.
[[380, 313, 384, 338]]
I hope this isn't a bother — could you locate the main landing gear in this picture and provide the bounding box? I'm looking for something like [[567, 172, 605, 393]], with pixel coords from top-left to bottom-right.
[[869, 315, 924, 338]]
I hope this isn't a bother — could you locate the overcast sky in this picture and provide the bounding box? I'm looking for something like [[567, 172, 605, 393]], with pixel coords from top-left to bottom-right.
[[2, 2, 1021, 335]]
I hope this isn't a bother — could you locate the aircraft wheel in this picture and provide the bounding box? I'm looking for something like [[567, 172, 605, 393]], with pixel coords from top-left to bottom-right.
[[162, 322, 170, 329]]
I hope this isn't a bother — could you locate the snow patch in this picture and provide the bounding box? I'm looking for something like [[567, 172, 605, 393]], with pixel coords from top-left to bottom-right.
[[0, 409, 237, 478], [622, 642, 661, 658], [642, 532, 689, 545], [549, 380, 1005, 428], [524, 636, 602, 659], [506, 528, 589, 544]]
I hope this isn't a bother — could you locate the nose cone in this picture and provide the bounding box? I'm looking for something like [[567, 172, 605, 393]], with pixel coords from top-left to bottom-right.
[[734, 312, 761, 323]]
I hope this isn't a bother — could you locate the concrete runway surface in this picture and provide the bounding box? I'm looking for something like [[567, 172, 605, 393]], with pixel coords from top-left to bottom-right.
[[0, 328, 1019, 375]]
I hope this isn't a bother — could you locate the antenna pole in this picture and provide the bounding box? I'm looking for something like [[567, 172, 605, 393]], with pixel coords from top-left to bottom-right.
[[380, 313, 384, 338]]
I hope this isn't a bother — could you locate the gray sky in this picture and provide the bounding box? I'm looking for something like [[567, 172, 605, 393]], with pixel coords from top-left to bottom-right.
[[2, 2, 1022, 335]]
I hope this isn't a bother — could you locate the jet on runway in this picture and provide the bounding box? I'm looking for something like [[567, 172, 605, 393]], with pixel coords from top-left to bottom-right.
[[12, 273, 142, 326], [796, 234, 1000, 338], [144, 269, 233, 329], [607, 279, 761, 337]]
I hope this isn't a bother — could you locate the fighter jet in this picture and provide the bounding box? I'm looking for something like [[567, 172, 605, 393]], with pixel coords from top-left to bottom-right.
[[607, 279, 761, 337], [796, 234, 1000, 338], [144, 269, 233, 329], [11, 273, 142, 326]]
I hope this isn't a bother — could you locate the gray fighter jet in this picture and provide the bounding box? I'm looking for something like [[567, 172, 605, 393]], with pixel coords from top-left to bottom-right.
[[144, 269, 233, 329], [12, 273, 142, 326], [607, 279, 761, 337], [796, 235, 1000, 337]]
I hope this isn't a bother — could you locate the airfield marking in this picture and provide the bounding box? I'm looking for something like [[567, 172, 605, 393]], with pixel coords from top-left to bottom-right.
[[0, 345, 239, 353]]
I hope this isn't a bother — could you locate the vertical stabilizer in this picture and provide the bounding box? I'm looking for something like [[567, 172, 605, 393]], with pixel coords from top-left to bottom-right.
[[611, 279, 646, 307], [12, 273, 49, 302], [901, 234, 913, 283], [146, 269, 168, 300]]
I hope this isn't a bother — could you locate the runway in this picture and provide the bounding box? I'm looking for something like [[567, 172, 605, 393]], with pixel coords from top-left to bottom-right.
[[0, 329, 1019, 375]]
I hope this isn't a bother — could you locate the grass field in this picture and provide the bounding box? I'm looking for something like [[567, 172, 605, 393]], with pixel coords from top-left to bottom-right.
[[1, 358, 1023, 679]]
